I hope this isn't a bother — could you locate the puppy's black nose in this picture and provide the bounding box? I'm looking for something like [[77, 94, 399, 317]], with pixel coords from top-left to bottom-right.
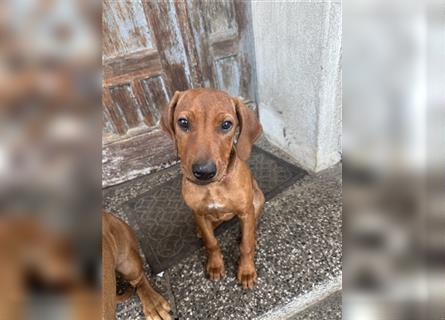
[[192, 160, 217, 181]]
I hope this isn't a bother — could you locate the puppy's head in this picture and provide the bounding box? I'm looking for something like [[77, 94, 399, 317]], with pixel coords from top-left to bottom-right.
[[161, 88, 262, 185]]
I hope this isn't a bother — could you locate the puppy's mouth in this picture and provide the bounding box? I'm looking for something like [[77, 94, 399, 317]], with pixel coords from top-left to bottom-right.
[[185, 177, 216, 185]]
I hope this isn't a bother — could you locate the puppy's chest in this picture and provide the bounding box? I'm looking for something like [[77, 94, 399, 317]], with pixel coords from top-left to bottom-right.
[[185, 185, 234, 216]]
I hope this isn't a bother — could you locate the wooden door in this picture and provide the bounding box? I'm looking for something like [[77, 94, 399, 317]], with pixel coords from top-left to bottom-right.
[[185, 1, 256, 99], [102, 0, 256, 187]]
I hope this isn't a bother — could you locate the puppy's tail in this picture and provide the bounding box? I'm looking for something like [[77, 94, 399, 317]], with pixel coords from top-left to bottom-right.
[[116, 286, 135, 303]]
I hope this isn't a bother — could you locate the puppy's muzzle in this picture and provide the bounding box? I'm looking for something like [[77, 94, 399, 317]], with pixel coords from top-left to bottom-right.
[[192, 160, 217, 181]]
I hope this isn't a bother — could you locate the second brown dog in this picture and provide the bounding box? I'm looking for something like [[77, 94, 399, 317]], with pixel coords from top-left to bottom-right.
[[102, 211, 171, 319]]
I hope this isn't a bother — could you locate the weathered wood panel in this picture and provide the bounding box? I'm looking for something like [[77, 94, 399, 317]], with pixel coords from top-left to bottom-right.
[[143, 1, 196, 91], [109, 84, 142, 129], [103, 107, 114, 135], [102, 129, 177, 187], [103, 49, 162, 84], [185, 1, 256, 100], [103, 0, 154, 58], [131, 79, 155, 127], [102, 0, 179, 140], [173, 1, 204, 87], [103, 88, 127, 135], [203, 1, 237, 36], [215, 55, 240, 97], [140, 76, 170, 123]]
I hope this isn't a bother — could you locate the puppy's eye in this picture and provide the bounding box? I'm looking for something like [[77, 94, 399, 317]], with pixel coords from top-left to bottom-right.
[[177, 118, 189, 131], [221, 120, 233, 131]]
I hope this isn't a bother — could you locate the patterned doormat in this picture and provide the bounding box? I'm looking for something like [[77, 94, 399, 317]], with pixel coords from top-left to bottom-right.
[[123, 146, 306, 273]]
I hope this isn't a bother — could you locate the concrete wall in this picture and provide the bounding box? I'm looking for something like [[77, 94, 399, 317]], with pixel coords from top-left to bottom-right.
[[252, 1, 342, 172]]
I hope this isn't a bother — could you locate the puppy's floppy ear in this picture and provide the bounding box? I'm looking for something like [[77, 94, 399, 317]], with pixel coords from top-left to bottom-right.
[[160, 91, 183, 139], [234, 98, 262, 161]]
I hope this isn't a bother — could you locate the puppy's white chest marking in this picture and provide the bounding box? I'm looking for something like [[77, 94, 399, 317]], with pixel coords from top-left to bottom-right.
[[208, 202, 224, 210]]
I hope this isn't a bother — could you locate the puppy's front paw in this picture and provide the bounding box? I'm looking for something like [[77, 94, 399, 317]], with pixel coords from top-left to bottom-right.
[[237, 262, 257, 289], [206, 254, 225, 281], [141, 290, 171, 320]]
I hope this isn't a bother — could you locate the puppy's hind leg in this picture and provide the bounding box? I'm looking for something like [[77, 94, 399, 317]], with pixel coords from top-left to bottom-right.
[[252, 179, 265, 223]]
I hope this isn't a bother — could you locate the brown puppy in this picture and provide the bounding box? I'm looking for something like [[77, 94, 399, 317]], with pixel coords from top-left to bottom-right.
[[161, 88, 265, 288], [102, 211, 171, 319]]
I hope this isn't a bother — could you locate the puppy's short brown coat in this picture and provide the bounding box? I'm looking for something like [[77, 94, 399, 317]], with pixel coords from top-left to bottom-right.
[[161, 88, 265, 288], [102, 211, 171, 319]]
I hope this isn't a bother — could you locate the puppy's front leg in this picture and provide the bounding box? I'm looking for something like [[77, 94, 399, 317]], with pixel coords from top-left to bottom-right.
[[237, 206, 257, 288], [134, 277, 171, 320], [193, 212, 225, 280], [119, 249, 171, 320]]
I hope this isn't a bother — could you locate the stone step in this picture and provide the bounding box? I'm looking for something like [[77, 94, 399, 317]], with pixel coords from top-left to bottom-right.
[[288, 290, 342, 320], [257, 280, 341, 320]]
